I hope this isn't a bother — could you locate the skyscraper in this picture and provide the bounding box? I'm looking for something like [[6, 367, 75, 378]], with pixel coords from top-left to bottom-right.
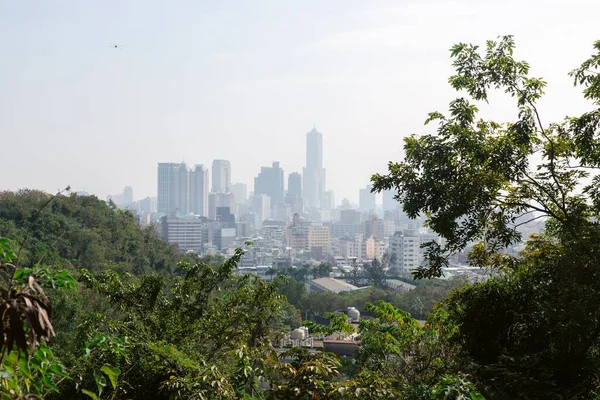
[[382, 189, 397, 212], [287, 172, 302, 198], [158, 162, 189, 215], [359, 185, 376, 214], [175, 162, 190, 215], [303, 125, 326, 208], [254, 161, 284, 206], [286, 172, 303, 215], [123, 186, 133, 204], [211, 159, 231, 193], [190, 164, 209, 217]]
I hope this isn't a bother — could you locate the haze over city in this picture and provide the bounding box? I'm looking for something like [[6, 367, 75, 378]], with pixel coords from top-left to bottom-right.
[[2, 0, 599, 202]]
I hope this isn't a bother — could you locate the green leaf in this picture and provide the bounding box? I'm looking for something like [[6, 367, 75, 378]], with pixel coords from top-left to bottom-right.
[[49, 362, 70, 378], [101, 364, 120, 389], [42, 375, 59, 392], [17, 357, 32, 379], [81, 389, 100, 400], [94, 371, 107, 396]]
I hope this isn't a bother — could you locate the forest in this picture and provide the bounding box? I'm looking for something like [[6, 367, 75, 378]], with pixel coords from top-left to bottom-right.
[[1, 35, 600, 399]]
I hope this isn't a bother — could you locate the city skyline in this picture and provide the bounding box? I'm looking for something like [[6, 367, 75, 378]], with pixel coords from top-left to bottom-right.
[[3, 1, 598, 203]]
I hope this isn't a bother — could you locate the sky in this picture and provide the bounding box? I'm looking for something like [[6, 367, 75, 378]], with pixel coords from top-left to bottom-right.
[[1, 0, 599, 204]]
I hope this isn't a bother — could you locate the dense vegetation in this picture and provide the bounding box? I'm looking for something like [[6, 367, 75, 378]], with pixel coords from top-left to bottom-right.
[[1, 35, 600, 399], [0, 189, 181, 275]]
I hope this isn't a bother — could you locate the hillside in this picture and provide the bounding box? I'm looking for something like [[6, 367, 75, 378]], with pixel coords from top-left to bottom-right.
[[0, 189, 180, 275]]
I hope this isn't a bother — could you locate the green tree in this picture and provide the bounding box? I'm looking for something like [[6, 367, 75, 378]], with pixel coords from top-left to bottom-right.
[[363, 258, 386, 288], [372, 35, 600, 398], [312, 262, 333, 279]]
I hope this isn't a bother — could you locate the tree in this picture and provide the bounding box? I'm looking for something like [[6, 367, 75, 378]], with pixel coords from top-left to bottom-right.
[[363, 258, 387, 288], [312, 262, 333, 279], [372, 35, 600, 397], [346, 258, 363, 286]]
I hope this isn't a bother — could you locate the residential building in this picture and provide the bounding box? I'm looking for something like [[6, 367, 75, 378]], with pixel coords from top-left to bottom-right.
[[389, 230, 421, 271], [307, 224, 331, 255], [339, 209, 361, 225]]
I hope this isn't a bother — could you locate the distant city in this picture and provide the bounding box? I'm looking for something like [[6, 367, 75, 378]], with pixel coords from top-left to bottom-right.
[[102, 126, 544, 280]]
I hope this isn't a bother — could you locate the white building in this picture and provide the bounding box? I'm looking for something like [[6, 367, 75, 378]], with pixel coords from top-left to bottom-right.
[[389, 230, 421, 271]]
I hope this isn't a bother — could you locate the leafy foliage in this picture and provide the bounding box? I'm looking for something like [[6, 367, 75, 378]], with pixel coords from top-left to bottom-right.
[[373, 35, 600, 398]]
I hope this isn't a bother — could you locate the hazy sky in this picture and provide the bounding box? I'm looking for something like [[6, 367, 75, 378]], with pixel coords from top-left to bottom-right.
[[2, 0, 599, 203]]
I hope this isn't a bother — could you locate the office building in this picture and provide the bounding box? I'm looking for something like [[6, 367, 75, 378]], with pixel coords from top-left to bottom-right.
[[288, 172, 302, 198], [157, 162, 189, 215], [254, 161, 284, 206], [359, 185, 376, 214], [212, 159, 231, 193], [303, 125, 326, 208], [123, 186, 133, 204], [253, 194, 271, 224], [190, 164, 209, 217], [208, 192, 236, 220], [382, 189, 397, 212]]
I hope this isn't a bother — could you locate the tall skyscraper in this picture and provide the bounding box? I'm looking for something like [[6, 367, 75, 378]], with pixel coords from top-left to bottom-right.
[[190, 164, 209, 217], [175, 162, 190, 215], [212, 159, 231, 193], [303, 125, 326, 208], [287, 172, 302, 198], [382, 189, 397, 212], [359, 185, 376, 214], [158, 162, 190, 215], [254, 161, 284, 206], [123, 186, 133, 204]]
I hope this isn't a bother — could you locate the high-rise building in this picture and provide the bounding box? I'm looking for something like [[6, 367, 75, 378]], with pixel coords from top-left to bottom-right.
[[382, 189, 397, 212], [211, 159, 231, 193], [288, 172, 302, 198], [303, 125, 326, 208], [285, 172, 303, 214], [139, 197, 157, 214], [359, 185, 376, 214], [123, 186, 133, 204], [208, 192, 235, 220], [389, 230, 421, 271], [190, 164, 209, 217], [158, 162, 189, 215], [231, 183, 248, 204], [254, 161, 284, 206], [253, 194, 271, 224], [175, 163, 190, 215], [322, 190, 335, 211]]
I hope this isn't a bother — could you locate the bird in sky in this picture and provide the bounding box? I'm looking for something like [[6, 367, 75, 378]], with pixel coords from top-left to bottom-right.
[[109, 43, 124, 50]]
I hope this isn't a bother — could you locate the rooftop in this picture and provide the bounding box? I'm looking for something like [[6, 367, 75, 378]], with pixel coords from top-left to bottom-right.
[[310, 277, 364, 294]]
